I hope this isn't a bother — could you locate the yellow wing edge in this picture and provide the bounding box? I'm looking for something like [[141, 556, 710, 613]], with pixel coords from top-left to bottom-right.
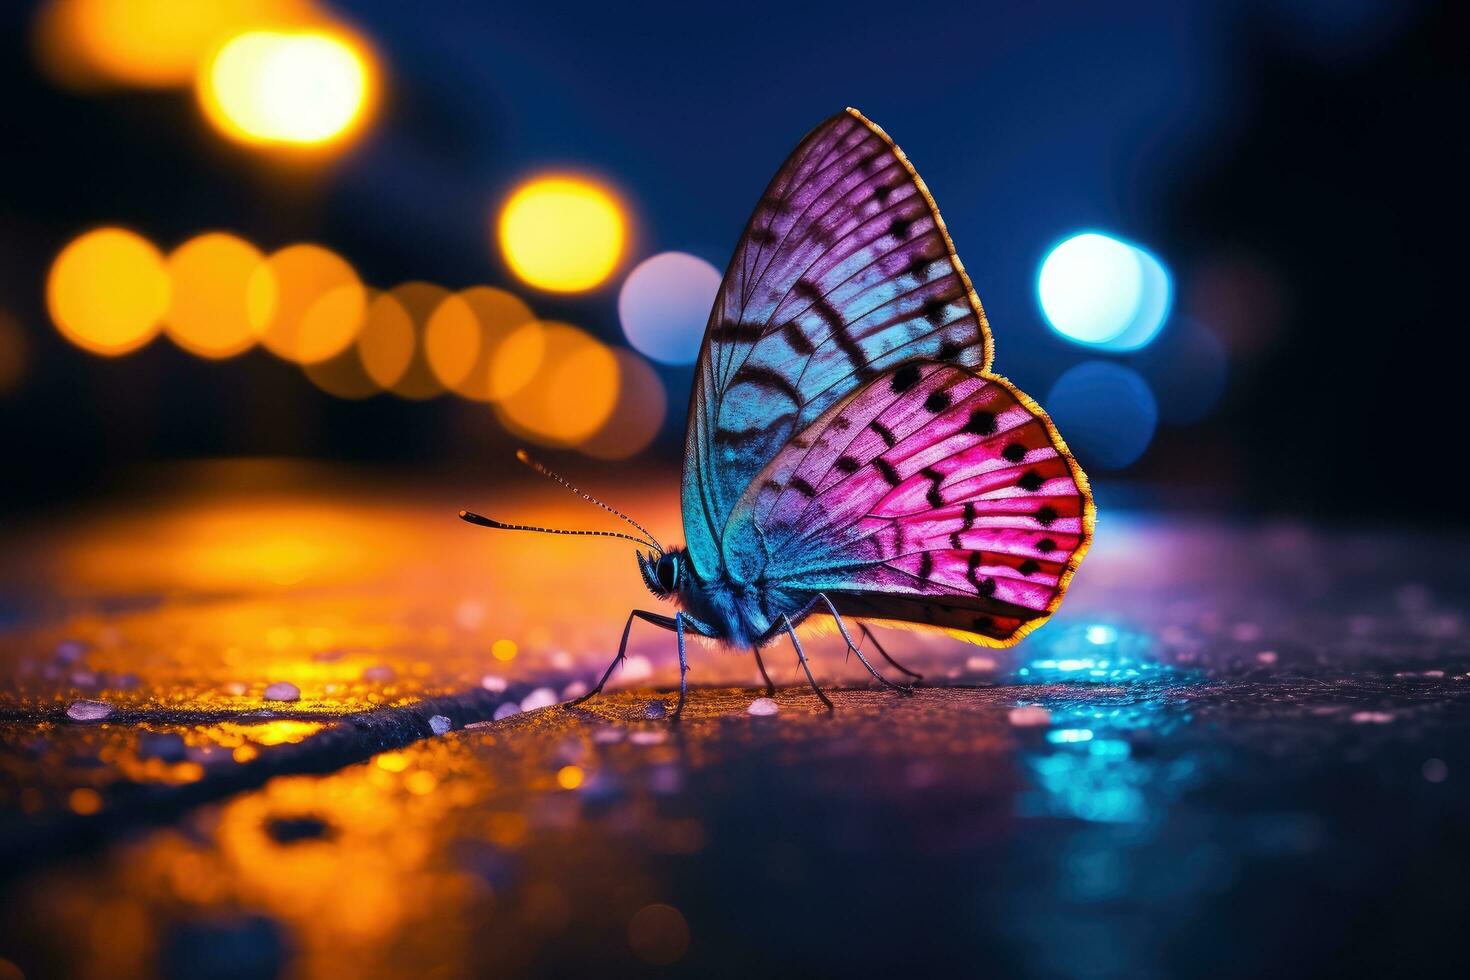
[[845, 105, 996, 375]]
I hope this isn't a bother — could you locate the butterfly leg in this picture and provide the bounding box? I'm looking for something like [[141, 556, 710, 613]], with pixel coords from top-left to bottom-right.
[[780, 614, 834, 710], [811, 594, 914, 695], [571, 609, 677, 708], [751, 647, 776, 696], [858, 623, 923, 682], [672, 612, 690, 721]]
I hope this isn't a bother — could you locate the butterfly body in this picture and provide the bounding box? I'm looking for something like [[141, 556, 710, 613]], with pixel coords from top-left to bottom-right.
[[639, 547, 796, 650], [465, 107, 1093, 716]]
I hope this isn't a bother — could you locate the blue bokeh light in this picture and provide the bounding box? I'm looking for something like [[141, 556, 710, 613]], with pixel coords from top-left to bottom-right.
[[1136, 318, 1230, 425], [617, 251, 721, 365], [1044, 361, 1158, 470], [1038, 232, 1172, 350]]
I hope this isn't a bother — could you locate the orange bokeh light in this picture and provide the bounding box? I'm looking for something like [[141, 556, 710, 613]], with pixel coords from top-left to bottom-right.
[[424, 286, 537, 402], [376, 282, 448, 400], [355, 290, 415, 391], [302, 292, 382, 400], [487, 320, 549, 403], [247, 243, 365, 364], [47, 227, 170, 356], [495, 322, 620, 446], [581, 349, 667, 460], [164, 232, 267, 359], [34, 0, 309, 89]]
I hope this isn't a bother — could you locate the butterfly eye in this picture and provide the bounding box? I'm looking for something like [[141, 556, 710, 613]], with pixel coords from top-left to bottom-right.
[[655, 554, 678, 592]]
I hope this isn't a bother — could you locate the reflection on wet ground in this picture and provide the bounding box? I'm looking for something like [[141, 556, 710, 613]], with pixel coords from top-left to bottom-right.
[[1, 463, 1468, 978]]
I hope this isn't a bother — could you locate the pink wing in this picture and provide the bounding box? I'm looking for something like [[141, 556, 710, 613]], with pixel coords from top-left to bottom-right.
[[724, 362, 1093, 646]]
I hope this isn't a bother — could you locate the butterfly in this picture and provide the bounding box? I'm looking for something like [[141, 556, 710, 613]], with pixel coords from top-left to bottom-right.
[[462, 108, 1094, 716]]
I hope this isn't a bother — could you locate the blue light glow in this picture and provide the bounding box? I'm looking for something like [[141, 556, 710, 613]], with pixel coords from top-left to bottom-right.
[[1044, 362, 1158, 470], [1048, 728, 1095, 744], [617, 252, 721, 364], [1037, 232, 1172, 350]]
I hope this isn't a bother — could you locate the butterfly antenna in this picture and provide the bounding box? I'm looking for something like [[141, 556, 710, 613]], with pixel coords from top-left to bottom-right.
[[513, 450, 664, 553], [458, 511, 658, 550]]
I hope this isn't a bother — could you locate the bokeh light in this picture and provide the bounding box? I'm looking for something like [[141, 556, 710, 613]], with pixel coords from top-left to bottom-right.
[[580, 349, 667, 460], [488, 321, 549, 403], [197, 27, 376, 149], [495, 322, 619, 446], [1038, 232, 1172, 350], [0, 311, 29, 396], [164, 232, 267, 359], [498, 177, 626, 292], [302, 289, 384, 400], [355, 290, 415, 392], [618, 251, 721, 364], [376, 282, 449, 400], [247, 243, 365, 364], [1045, 361, 1159, 470], [424, 286, 536, 401], [33, 0, 308, 89], [47, 227, 170, 356], [302, 344, 378, 399], [1135, 318, 1230, 425]]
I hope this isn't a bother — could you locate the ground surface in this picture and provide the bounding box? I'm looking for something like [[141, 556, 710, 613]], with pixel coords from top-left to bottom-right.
[[1, 463, 1468, 978]]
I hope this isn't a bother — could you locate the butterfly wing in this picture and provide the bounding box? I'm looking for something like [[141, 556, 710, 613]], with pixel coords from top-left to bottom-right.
[[726, 361, 1093, 646], [682, 107, 993, 577]]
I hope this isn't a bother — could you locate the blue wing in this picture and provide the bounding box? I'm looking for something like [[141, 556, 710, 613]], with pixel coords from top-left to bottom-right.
[[681, 108, 993, 580]]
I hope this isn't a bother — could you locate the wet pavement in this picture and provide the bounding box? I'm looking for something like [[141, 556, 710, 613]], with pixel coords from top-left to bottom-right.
[[2, 462, 1468, 978]]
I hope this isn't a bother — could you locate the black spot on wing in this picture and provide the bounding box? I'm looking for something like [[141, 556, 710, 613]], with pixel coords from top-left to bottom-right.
[[835, 455, 860, 474], [918, 551, 933, 580], [963, 410, 996, 435], [936, 339, 961, 361], [888, 215, 914, 240], [924, 390, 951, 414], [1018, 470, 1045, 492], [922, 298, 948, 325], [1018, 559, 1041, 576], [711, 320, 763, 344], [890, 364, 921, 393], [790, 476, 817, 497], [1002, 443, 1027, 463], [1037, 538, 1057, 553], [1035, 505, 1058, 527], [875, 457, 901, 486]]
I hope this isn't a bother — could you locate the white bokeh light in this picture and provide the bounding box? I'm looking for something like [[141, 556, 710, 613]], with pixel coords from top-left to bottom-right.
[[1038, 232, 1172, 350], [617, 252, 721, 364]]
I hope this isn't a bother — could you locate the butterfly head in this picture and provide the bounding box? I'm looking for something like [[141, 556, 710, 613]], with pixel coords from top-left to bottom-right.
[[638, 547, 688, 600]]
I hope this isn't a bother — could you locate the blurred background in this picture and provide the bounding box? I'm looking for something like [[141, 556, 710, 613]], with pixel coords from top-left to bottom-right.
[[2, 0, 1462, 521], [4, 5, 1470, 978]]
